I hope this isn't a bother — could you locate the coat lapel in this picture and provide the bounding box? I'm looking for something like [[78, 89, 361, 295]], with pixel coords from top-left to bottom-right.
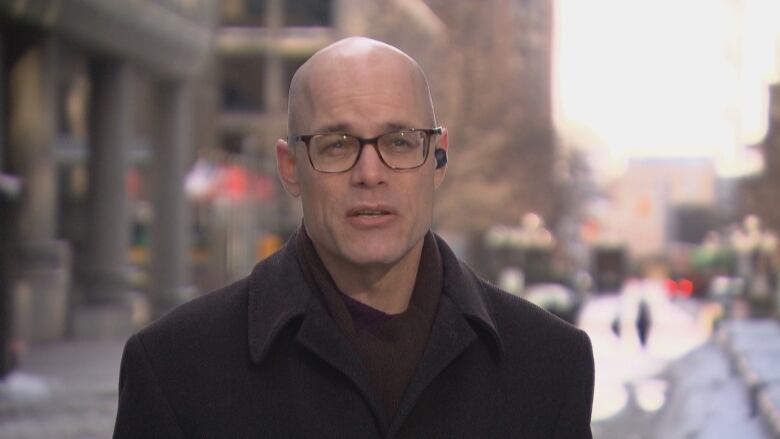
[[247, 235, 389, 432], [388, 295, 477, 436], [387, 236, 504, 436], [296, 301, 390, 432], [247, 232, 504, 436]]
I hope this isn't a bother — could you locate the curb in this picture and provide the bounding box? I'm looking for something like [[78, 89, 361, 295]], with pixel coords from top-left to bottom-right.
[[760, 384, 780, 437], [717, 319, 780, 438]]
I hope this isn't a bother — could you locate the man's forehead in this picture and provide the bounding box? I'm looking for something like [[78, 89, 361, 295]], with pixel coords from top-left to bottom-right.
[[307, 37, 413, 70], [304, 46, 418, 90], [288, 37, 434, 133]]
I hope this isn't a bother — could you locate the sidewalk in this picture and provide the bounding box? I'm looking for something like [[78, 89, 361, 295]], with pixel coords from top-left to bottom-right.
[[650, 339, 774, 438], [0, 339, 125, 439], [646, 317, 780, 439], [716, 319, 780, 438]]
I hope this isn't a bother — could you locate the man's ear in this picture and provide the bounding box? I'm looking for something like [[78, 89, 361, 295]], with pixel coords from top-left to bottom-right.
[[276, 138, 301, 197], [434, 127, 449, 189]]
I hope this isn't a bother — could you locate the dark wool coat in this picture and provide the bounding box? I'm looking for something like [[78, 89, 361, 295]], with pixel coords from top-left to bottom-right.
[[114, 234, 594, 438]]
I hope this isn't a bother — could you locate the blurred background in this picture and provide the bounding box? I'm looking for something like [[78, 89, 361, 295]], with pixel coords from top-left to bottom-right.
[[0, 0, 779, 438]]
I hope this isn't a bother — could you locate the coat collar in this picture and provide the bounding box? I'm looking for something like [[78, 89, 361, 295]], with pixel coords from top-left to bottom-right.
[[246, 230, 504, 364], [247, 233, 311, 364], [433, 234, 505, 359]]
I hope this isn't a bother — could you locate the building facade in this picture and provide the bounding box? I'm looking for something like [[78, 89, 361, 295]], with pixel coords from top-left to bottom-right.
[[0, 0, 217, 353], [595, 158, 720, 259]]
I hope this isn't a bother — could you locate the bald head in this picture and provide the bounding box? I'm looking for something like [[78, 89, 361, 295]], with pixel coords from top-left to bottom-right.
[[287, 37, 436, 136]]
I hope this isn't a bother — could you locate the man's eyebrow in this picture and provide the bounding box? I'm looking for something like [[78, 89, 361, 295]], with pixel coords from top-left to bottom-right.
[[314, 123, 350, 133], [311, 122, 417, 134], [383, 122, 415, 131]]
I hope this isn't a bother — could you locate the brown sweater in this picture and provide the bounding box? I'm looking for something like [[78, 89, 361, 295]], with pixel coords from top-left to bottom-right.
[[295, 228, 442, 419]]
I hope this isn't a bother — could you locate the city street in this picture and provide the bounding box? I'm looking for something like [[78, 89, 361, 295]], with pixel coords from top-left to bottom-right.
[[0, 340, 122, 439], [582, 280, 774, 438], [582, 280, 710, 425], [1, 0, 779, 437]]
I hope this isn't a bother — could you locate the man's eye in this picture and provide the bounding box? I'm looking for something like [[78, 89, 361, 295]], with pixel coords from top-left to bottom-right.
[[318, 139, 350, 156], [386, 135, 417, 151]]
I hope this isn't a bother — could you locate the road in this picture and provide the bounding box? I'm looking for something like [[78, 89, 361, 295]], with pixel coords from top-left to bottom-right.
[[580, 279, 772, 438], [580, 279, 710, 437]]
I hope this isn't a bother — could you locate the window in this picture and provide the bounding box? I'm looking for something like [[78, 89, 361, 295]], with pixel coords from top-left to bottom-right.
[[284, 0, 331, 26], [221, 0, 267, 26], [221, 56, 266, 112]]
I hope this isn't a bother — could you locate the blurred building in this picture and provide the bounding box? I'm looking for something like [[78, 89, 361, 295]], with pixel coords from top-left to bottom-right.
[[740, 83, 780, 312], [426, 0, 561, 234], [591, 158, 726, 260], [0, 0, 564, 352], [0, 0, 217, 345], [742, 84, 780, 237]]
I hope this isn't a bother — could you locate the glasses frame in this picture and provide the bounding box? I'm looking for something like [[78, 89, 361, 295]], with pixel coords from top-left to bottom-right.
[[290, 127, 443, 173]]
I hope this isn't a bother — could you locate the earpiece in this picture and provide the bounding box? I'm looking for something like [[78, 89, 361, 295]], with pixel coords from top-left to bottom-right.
[[435, 148, 448, 169]]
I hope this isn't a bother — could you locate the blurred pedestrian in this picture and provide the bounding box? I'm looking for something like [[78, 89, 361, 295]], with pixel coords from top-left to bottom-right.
[[114, 37, 595, 438], [611, 314, 621, 338], [636, 299, 652, 348]]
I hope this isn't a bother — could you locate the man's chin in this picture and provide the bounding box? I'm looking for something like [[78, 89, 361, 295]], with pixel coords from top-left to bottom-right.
[[338, 237, 423, 270], [341, 248, 402, 268]]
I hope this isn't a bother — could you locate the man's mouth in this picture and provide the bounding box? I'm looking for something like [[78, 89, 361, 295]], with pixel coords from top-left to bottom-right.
[[350, 210, 390, 217], [346, 205, 397, 223]]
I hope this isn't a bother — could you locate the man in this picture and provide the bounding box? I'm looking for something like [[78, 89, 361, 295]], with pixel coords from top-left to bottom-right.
[[114, 37, 594, 438]]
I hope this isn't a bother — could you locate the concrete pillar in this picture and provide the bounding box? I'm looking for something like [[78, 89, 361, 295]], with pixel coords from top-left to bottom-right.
[[0, 189, 15, 375], [72, 58, 135, 338], [8, 39, 58, 243], [263, 0, 284, 113], [150, 80, 195, 316], [7, 36, 72, 343], [0, 32, 12, 375], [0, 32, 4, 171]]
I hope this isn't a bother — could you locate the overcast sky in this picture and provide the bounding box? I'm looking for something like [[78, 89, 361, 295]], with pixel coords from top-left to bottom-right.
[[553, 0, 779, 178]]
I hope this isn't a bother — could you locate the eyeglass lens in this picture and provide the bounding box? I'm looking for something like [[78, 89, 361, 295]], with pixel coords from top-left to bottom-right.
[[309, 130, 427, 172]]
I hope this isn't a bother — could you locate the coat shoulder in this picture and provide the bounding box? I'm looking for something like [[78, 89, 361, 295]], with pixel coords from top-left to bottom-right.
[[479, 278, 588, 350], [137, 276, 250, 346], [476, 277, 594, 419]]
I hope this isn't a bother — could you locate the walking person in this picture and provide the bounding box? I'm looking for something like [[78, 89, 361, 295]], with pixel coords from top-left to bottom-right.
[[636, 299, 652, 348]]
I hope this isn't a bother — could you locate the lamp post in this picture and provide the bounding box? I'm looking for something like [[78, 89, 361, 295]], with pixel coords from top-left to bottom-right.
[[729, 215, 779, 317], [486, 213, 557, 291]]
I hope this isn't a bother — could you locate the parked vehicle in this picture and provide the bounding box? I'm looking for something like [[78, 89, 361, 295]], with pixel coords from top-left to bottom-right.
[[592, 245, 627, 293], [522, 283, 583, 324]]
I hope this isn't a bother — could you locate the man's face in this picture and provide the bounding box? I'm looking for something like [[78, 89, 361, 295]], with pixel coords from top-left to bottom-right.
[[277, 50, 447, 272]]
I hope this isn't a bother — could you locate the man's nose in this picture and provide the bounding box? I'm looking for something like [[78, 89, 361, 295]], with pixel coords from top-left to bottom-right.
[[349, 143, 387, 186]]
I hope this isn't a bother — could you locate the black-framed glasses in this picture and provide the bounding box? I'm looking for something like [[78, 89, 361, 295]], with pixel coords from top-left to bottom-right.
[[290, 127, 442, 173]]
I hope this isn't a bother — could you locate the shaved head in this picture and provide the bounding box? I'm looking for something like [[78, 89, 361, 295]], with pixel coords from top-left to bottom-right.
[[287, 37, 436, 136], [275, 36, 449, 302]]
